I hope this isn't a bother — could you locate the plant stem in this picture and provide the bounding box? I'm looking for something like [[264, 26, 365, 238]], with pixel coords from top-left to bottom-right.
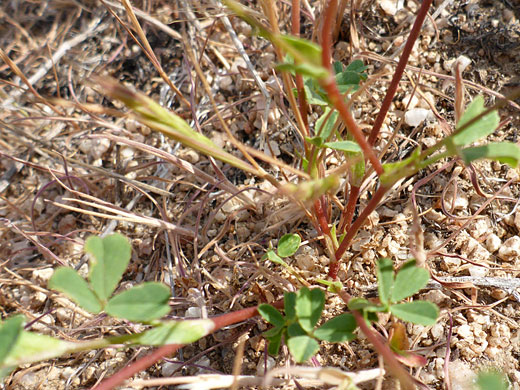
[[339, 184, 360, 232], [91, 300, 284, 390], [329, 184, 388, 279], [291, 0, 310, 137], [367, 0, 434, 146], [320, 0, 383, 176]]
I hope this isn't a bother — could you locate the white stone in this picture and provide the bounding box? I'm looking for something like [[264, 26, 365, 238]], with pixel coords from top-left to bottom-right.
[[485, 234, 501, 253], [452, 55, 472, 74], [32, 267, 54, 283], [498, 236, 520, 262], [405, 108, 433, 127], [380, 0, 403, 16], [456, 324, 472, 339], [468, 265, 488, 277]]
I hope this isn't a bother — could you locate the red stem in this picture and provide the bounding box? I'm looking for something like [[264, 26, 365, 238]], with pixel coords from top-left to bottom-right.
[[339, 290, 416, 390], [314, 198, 331, 236], [329, 185, 388, 279], [91, 300, 284, 390], [339, 184, 360, 232], [320, 0, 383, 176], [367, 0, 434, 146]]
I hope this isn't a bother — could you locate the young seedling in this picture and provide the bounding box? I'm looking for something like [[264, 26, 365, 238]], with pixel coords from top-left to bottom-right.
[[260, 258, 438, 365], [259, 288, 356, 363]]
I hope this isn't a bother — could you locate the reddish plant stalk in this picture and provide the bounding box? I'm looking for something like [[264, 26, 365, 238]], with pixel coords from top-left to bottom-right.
[[339, 183, 360, 232], [329, 185, 388, 279], [320, 0, 383, 176], [92, 300, 284, 390], [339, 290, 416, 390], [314, 198, 331, 236], [367, 0, 434, 146]]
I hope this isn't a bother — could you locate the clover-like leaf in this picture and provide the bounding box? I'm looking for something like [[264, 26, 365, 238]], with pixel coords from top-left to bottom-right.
[[296, 288, 325, 332], [49, 267, 102, 313], [284, 292, 297, 321], [86, 234, 131, 301], [287, 335, 320, 363], [377, 258, 394, 306], [391, 259, 429, 302], [267, 331, 283, 356], [105, 282, 170, 322], [287, 322, 307, 337], [390, 301, 439, 326], [258, 304, 285, 328], [314, 313, 357, 342], [277, 233, 301, 257]]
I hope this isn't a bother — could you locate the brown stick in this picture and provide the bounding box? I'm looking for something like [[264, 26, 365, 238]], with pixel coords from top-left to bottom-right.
[[367, 0, 434, 146]]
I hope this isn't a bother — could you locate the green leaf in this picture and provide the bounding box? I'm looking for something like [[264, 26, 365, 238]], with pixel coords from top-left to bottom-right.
[[284, 292, 297, 321], [267, 331, 283, 356], [86, 234, 132, 301], [287, 322, 307, 337], [381, 147, 422, 186], [333, 61, 344, 74], [264, 250, 289, 267], [2, 331, 76, 369], [279, 35, 322, 66], [263, 325, 284, 338], [277, 234, 301, 257], [305, 136, 323, 147], [258, 304, 286, 328], [303, 80, 328, 105], [314, 313, 357, 342], [390, 301, 439, 326], [460, 142, 520, 167], [451, 96, 499, 147], [476, 370, 509, 390], [137, 320, 214, 345], [315, 108, 339, 140], [49, 267, 102, 313], [287, 335, 320, 363], [296, 288, 325, 332], [391, 260, 430, 302], [377, 258, 394, 306], [316, 279, 343, 293], [345, 60, 368, 79], [347, 297, 373, 311], [323, 140, 362, 153], [276, 62, 328, 79], [105, 282, 170, 322], [335, 71, 361, 93], [0, 316, 24, 365]]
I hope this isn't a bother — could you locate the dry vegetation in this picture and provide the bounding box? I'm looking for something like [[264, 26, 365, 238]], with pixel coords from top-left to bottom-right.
[[1, 0, 520, 389]]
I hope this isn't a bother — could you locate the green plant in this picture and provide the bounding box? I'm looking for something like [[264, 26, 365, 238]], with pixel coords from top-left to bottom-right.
[[0, 234, 281, 388], [259, 258, 438, 363]]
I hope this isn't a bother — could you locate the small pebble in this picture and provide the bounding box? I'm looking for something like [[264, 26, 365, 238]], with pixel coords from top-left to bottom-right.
[[498, 236, 520, 262]]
